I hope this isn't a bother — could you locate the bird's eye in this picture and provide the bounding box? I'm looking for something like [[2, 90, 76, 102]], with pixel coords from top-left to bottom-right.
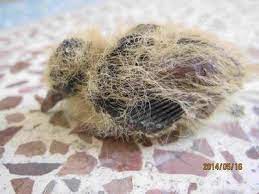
[[56, 38, 84, 58]]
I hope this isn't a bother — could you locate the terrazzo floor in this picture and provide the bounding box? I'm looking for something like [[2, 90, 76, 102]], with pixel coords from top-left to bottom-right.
[[0, 0, 259, 193]]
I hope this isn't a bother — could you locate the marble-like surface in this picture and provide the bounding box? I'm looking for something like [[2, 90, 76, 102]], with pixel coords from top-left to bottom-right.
[[0, 0, 259, 193]]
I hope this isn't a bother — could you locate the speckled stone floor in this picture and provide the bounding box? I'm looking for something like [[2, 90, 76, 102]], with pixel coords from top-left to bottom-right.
[[0, 0, 259, 194]]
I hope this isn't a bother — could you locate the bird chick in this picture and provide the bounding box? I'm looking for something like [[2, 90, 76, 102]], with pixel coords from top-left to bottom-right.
[[42, 24, 244, 139]]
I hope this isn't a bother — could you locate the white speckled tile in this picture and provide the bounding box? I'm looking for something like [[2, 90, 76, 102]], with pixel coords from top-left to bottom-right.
[[0, 1, 259, 194]]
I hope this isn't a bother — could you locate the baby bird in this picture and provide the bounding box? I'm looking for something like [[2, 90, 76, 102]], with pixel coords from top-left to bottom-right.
[[42, 24, 244, 139]]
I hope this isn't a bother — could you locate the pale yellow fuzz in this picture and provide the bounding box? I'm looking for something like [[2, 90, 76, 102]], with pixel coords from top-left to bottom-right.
[[45, 24, 245, 140]]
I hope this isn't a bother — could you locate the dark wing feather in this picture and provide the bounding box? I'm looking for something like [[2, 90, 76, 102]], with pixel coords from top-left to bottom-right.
[[126, 98, 184, 134]]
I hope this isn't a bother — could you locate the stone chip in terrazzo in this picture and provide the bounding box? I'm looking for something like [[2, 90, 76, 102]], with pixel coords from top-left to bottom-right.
[[58, 152, 97, 176], [11, 177, 34, 194], [99, 139, 142, 172], [5, 112, 25, 124], [6, 80, 28, 88], [42, 180, 56, 194], [252, 106, 259, 115], [103, 177, 133, 194], [63, 178, 81, 192], [18, 86, 42, 94], [49, 140, 69, 155], [250, 128, 259, 140], [191, 138, 215, 157], [0, 0, 259, 193], [15, 141, 47, 157], [221, 151, 243, 183], [0, 126, 23, 146], [187, 183, 197, 194], [28, 70, 44, 75], [4, 163, 61, 176], [10, 61, 31, 74], [220, 122, 250, 142], [0, 96, 23, 110], [0, 147, 4, 159], [153, 149, 212, 176], [245, 146, 259, 159]]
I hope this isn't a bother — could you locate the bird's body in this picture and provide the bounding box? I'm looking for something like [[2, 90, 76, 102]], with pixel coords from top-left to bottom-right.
[[42, 24, 244, 139]]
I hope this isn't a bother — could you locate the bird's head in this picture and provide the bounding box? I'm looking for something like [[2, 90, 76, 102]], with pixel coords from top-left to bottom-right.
[[41, 38, 89, 112]]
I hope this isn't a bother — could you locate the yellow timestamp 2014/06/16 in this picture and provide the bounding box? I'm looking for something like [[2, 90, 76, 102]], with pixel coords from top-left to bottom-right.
[[203, 163, 243, 170]]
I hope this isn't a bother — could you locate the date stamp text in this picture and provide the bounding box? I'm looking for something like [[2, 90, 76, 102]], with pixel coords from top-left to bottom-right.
[[203, 163, 243, 170]]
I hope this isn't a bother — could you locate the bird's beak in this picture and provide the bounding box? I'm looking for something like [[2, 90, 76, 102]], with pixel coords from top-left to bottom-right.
[[41, 90, 66, 113]]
